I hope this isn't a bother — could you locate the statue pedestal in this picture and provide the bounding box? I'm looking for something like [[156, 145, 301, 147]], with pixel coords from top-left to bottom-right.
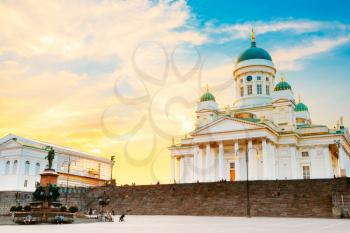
[[40, 169, 59, 186]]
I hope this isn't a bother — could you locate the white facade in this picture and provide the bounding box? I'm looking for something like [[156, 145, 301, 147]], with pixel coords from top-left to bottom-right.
[[0, 134, 112, 191], [169, 35, 350, 183]]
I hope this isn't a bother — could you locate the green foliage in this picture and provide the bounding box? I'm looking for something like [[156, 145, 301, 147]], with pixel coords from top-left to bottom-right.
[[15, 205, 23, 211], [10, 206, 17, 212], [24, 205, 31, 211], [60, 206, 67, 212], [68, 206, 78, 213]]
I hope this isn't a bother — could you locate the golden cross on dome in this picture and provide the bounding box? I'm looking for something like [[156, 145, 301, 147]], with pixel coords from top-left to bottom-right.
[[205, 84, 209, 92], [298, 94, 302, 103], [280, 72, 286, 82], [251, 28, 255, 42]]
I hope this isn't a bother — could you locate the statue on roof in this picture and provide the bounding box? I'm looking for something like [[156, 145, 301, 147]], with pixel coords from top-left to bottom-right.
[[45, 147, 55, 170]]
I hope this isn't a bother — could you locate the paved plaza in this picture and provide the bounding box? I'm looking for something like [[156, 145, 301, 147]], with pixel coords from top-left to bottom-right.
[[0, 215, 349, 233]]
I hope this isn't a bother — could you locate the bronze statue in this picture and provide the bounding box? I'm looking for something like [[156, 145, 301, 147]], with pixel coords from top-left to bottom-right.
[[45, 147, 55, 170]]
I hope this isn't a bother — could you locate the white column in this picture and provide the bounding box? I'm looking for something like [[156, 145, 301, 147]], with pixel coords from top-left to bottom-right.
[[193, 145, 199, 182], [198, 147, 203, 182], [269, 142, 276, 180], [211, 147, 216, 181], [290, 146, 298, 179], [234, 141, 240, 181], [179, 157, 185, 183], [309, 148, 317, 179], [176, 157, 180, 182], [218, 141, 224, 180], [339, 145, 346, 177], [206, 143, 211, 182], [171, 157, 175, 183], [323, 146, 333, 178], [248, 139, 256, 180], [262, 139, 269, 180]]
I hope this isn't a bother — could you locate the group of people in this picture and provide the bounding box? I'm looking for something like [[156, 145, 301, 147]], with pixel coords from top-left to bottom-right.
[[88, 208, 125, 222], [54, 215, 65, 224]]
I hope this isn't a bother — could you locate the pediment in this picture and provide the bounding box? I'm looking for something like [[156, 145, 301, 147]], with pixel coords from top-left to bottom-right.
[[192, 117, 263, 135], [0, 139, 22, 149]]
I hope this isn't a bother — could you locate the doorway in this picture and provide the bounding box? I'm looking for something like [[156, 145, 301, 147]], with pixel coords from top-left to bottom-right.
[[229, 162, 235, 181]]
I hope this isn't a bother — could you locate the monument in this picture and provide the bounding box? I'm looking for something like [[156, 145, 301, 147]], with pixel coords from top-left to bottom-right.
[[13, 147, 74, 224]]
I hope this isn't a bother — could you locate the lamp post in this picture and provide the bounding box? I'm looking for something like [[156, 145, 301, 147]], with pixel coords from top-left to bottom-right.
[[110, 155, 116, 184], [98, 191, 111, 213], [234, 142, 260, 217], [60, 154, 75, 207]]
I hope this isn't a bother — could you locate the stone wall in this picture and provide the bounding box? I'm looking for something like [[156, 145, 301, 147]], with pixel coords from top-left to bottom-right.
[[84, 178, 350, 217], [1, 178, 349, 217]]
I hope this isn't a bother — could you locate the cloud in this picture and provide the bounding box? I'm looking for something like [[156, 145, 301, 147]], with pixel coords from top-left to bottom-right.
[[1, 1, 350, 185], [0, 0, 209, 185], [272, 35, 350, 70], [205, 19, 325, 43]]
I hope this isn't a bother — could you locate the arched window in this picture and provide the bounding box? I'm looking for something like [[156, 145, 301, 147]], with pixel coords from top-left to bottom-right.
[[12, 160, 18, 174], [35, 163, 40, 175], [5, 161, 10, 175], [24, 161, 30, 175], [257, 84, 262, 95]]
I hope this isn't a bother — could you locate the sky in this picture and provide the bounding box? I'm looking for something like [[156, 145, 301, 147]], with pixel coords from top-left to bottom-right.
[[0, 0, 350, 185]]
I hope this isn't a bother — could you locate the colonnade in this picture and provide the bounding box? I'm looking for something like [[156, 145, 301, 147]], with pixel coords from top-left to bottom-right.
[[171, 138, 278, 183]]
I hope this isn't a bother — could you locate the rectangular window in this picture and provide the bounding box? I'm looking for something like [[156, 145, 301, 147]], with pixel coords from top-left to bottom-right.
[[257, 84, 262, 94], [240, 86, 244, 97], [257, 76, 261, 81], [302, 152, 309, 158], [230, 162, 235, 169], [302, 166, 310, 179], [24, 180, 28, 187], [247, 85, 252, 95], [266, 85, 270, 95]]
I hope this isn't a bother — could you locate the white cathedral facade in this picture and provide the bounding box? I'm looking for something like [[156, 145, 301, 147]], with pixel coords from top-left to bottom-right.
[[169, 32, 350, 183]]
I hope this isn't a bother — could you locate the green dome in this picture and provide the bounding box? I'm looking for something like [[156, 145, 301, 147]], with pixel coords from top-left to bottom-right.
[[274, 81, 292, 91], [295, 102, 308, 112], [200, 92, 215, 102], [237, 41, 272, 63]]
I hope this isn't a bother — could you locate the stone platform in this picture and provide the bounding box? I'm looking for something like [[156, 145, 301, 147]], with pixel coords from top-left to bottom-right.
[[0, 215, 350, 233]]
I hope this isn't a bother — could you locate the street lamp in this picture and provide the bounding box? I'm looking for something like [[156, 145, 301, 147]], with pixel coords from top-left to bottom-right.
[[234, 142, 260, 217], [60, 154, 76, 206], [110, 155, 116, 184], [98, 191, 111, 213]]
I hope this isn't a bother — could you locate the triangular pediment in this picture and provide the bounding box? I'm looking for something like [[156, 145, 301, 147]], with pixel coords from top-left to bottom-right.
[[0, 139, 22, 149], [192, 117, 264, 135]]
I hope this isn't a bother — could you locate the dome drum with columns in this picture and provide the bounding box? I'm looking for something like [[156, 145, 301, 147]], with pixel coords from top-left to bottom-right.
[[169, 31, 350, 184]]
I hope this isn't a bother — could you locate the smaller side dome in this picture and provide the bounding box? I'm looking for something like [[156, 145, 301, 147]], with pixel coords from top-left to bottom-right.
[[295, 95, 308, 112], [200, 85, 216, 102], [295, 102, 308, 112], [274, 75, 292, 91]]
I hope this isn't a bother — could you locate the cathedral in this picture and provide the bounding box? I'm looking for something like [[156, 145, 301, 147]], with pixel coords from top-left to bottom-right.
[[169, 31, 350, 183]]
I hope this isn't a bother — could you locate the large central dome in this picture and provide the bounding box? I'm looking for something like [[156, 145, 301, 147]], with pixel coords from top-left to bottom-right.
[[236, 32, 272, 63]]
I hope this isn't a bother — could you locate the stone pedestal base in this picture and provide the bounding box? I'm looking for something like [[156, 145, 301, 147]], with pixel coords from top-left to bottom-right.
[[40, 169, 59, 186]]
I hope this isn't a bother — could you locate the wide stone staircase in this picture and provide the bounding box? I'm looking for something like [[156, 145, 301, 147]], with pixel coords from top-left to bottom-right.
[[333, 192, 350, 218]]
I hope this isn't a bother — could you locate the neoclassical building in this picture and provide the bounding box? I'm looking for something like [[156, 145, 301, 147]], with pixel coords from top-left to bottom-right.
[[169, 32, 350, 183], [0, 134, 113, 191]]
